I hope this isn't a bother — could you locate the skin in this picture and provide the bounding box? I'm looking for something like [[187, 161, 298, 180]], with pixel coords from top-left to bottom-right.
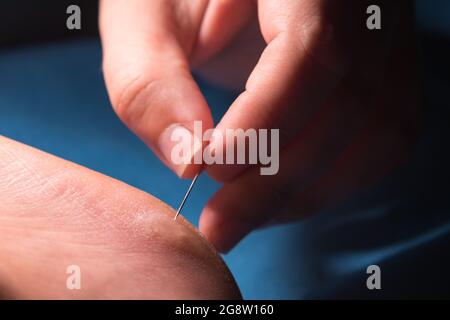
[[99, 0, 422, 252], [0, 136, 241, 299]]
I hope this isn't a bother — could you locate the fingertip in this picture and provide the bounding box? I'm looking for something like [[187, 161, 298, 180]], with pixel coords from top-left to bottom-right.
[[200, 202, 250, 254], [158, 124, 206, 179], [199, 207, 230, 253], [177, 163, 203, 179]]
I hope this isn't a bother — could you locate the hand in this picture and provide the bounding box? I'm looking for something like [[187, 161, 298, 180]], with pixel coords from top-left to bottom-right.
[[100, 0, 421, 252], [0, 136, 240, 299]]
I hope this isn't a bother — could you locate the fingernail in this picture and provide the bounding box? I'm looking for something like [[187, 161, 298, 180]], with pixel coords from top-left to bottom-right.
[[158, 124, 202, 178]]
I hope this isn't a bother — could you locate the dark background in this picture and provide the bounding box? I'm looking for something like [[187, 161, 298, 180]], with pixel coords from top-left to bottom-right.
[[0, 0, 98, 48]]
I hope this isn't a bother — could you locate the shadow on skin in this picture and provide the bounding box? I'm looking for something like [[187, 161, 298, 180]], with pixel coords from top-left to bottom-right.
[[0, 135, 241, 299]]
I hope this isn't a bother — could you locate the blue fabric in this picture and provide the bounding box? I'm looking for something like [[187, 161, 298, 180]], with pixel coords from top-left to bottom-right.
[[1, 2, 449, 298]]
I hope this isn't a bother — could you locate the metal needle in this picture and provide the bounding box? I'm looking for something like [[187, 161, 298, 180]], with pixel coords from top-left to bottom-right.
[[173, 173, 200, 220]]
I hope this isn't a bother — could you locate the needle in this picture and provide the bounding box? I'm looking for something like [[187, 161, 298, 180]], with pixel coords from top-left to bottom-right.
[[173, 173, 200, 220]]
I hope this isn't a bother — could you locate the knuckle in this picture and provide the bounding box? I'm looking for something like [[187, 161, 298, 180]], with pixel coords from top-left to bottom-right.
[[105, 55, 189, 130], [112, 72, 156, 126]]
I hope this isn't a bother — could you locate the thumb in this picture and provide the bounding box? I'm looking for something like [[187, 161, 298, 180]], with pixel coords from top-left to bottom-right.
[[100, 0, 213, 178]]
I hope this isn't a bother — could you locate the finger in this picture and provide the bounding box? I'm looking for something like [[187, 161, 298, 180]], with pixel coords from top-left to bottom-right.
[[200, 106, 411, 253], [277, 6, 422, 222], [194, 15, 266, 92], [198, 16, 419, 253], [200, 0, 416, 252], [206, 0, 399, 182], [205, 0, 347, 182], [100, 0, 212, 178], [191, 0, 256, 66], [276, 122, 412, 224], [199, 77, 375, 253]]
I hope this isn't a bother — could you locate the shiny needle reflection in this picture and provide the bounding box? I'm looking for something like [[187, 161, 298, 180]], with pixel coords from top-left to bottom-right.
[[174, 173, 200, 221]]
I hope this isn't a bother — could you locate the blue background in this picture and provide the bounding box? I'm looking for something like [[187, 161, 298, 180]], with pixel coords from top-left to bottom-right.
[[0, 1, 449, 298]]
